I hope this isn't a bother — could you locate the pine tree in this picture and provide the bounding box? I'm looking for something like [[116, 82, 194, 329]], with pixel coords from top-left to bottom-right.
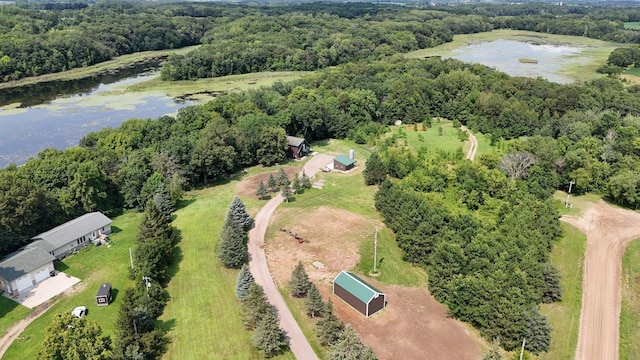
[[236, 264, 255, 300], [480, 339, 503, 360], [363, 153, 387, 186], [242, 283, 272, 330], [276, 167, 289, 187], [327, 325, 378, 360], [305, 283, 324, 318], [228, 196, 253, 231], [317, 300, 344, 346], [523, 307, 551, 355], [289, 261, 310, 297], [256, 180, 269, 200], [252, 308, 289, 357], [281, 185, 292, 202], [137, 200, 173, 244], [268, 173, 278, 192], [133, 200, 174, 282], [301, 170, 312, 189], [152, 181, 174, 223], [541, 263, 562, 303], [218, 219, 248, 269], [292, 175, 302, 194]]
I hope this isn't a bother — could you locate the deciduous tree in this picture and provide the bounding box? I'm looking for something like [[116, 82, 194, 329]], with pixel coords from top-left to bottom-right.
[[40, 312, 112, 360]]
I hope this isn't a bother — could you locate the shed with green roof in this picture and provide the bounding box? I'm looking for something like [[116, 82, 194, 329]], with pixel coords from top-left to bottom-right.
[[333, 155, 355, 171], [333, 270, 386, 317]]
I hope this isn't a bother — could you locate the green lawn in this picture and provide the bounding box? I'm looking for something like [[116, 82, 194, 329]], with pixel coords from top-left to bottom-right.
[[0, 297, 32, 339], [2, 211, 141, 359], [624, 67, 640, 77], [624, 22, 640, 30], [539, 223, 586, 360], [620, 238, 640, 360], [387, 120, 469, 155]]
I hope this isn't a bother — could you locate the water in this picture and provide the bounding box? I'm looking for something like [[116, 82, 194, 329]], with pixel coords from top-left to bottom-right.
[[0, 71, 194, 167], [449, 40, 587, 84]]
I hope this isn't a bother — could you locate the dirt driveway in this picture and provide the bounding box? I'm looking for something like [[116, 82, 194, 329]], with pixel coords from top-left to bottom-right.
[[266, 206, 481, 360], [562, 200, 640, 360]]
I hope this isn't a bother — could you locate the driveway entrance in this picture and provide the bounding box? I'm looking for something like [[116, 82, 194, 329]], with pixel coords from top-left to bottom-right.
[[3, 272, 80, 309]]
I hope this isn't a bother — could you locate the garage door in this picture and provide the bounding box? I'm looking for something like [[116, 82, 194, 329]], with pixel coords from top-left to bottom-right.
[[34, 268, 50, 283], [15, 275, 33, 292]]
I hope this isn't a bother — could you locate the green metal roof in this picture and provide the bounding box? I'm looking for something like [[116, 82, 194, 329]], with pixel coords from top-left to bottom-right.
[[333, 271, 383, 304], [334, 155, 355, 167]]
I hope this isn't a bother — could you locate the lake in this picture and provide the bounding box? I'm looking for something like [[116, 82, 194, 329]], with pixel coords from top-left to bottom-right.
[[449, 39, 587, 84], [0, 71, 194, 167]]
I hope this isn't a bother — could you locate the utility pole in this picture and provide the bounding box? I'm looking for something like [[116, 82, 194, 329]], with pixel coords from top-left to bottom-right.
[[373, 227, 378, 274], [519, 338, 526, 360], [565, 181, 575, 208], [142, 276, 151, 296], [129, 248, 134, 269]]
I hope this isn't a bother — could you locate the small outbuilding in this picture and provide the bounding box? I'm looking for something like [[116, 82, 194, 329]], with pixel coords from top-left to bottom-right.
[[333, 270, 386, 318], [333, 155, 355, 172], [286, 136, 311, 159], [96, 283, 112, 306]]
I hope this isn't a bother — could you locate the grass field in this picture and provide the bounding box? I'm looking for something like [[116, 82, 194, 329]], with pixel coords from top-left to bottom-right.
[[539, 223, 586, 360], [624, 67, 640, 77], [405, 30, 620, 83], [2, 212, 141, 359], [620, 238, 640, 360], [624, 22, 640, 30]]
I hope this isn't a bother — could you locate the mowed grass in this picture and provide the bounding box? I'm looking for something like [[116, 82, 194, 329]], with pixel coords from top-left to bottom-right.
[[0, 297, 32, 338], [386, 120, 469, 155], [620, 238, 640, 360], [159, 182, 294, 360], [539, 223, 586, 360], [2, 212, 141, 359], [553, 191, 601, 217], [624, 67, 640, 77], [624, 22, 640, 30]]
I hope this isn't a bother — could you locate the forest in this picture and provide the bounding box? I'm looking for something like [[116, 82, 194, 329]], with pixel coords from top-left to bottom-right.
[[3, 1, 640, 355]]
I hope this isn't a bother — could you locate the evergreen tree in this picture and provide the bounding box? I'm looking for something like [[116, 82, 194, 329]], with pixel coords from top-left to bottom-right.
[[114, 288, 157, 359], [317, 300, 344, 346], [137, 200, 173, 244], [363, 153, 387, 186], [301, 170, 312, 189], [251, 308, 289, 357], [305, 283, 324, 318], [256, 180, 269, 199], [228, 196, 253, 231], [276, 167, 289, 187], [523, 307, 551, 355], [327, 325, 378, 360], [541, 263, 562, 303], [242, 283, 273, 330], [281, 185, 292, 202], [268, 173, 278, 192], [152, 181, 174, 223], [292, 175, 302, 194], [218, 219, 248, 269], [480, 339, 504, 360], [236, 264, 255, 300], [132, 200, 174, 282], [289, 261, 310, 297]]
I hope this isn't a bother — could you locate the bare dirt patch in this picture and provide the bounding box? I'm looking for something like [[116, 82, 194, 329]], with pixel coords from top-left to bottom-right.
[[236, 167, 299, 199], [266, 206, 481, 360], [562, 200, 640, 360]]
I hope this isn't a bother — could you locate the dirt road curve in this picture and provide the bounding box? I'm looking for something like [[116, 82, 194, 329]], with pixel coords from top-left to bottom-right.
[[0, 301, 51, 358], [248, 154, 332, 360], [460, 125, 478, 161], [562, 201, 640, 360]]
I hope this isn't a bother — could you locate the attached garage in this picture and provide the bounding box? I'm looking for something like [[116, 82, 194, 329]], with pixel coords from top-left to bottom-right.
[[0, 247, 55, 295], [333, 270, 386, 318], [15, 275, 33, 292]]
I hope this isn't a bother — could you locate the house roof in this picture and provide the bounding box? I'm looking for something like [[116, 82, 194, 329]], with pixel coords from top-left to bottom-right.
[[333, 271, 384, 304], [0, 247, 54, 281], [31, 212, 112, 250], [334, 155, 355, 167], [287, 135, 306, 147]]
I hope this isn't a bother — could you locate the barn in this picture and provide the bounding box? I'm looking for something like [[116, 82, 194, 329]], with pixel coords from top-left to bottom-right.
[[333, 155, 355, 172], [286, 136, 311, 159], [333, 270, 386, 318]]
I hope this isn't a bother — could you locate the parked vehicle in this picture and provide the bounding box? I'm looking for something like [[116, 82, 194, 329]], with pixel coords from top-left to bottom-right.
[[71, 306, 87, 318]]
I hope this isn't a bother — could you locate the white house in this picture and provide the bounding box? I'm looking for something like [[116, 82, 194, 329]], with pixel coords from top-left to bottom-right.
[[0, 246, 55, 295], [31, 212, 112, 260]]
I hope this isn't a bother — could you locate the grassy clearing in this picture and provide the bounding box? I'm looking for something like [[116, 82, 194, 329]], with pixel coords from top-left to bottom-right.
[[0, 46, 199, 90], [553, 191, 601, 217], [386, 120, 468, 155], [620, 238, 640, 360], [624, 22, 640, 30], [539, 223, 586, 360], [624, 67, 640, 77], [3, 212, 141, 359], [406, 29, 620, 83], [159, 183, 293, 360], [126, 71, 308, 100]]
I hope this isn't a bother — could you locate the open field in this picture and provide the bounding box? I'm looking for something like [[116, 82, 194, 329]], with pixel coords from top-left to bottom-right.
[[0, 46, 199, 90], [624, 22, 640, 30], [1, 212, 141, 359], [539, 223, 586, 360], [620, 239, 640, 360], [406, 30, 620, 83]]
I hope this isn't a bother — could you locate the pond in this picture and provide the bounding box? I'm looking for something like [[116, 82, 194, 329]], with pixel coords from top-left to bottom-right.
[[0, 70, 194, 168], [448, 39, 587, 84]]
